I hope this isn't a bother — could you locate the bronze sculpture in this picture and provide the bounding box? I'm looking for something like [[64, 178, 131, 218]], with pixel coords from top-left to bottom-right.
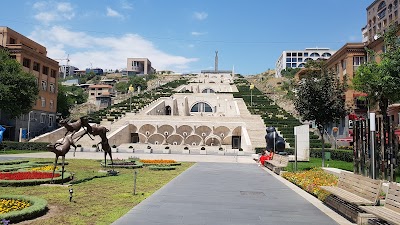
[[46, 136, 76, 184]]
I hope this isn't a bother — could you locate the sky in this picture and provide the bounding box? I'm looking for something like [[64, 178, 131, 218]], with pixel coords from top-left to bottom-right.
[[1, 0, 372, 75]]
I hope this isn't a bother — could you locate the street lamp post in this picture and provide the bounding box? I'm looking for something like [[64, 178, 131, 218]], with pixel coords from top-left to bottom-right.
[[129, 85, 134, 112], [27, 111, 32, 140]]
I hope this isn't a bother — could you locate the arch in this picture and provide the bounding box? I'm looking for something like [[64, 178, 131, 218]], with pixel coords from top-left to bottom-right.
[[184, 134, 202, 145], [190, 102, 213, 113], [213, 126, 230, 138], [166, 134, 184, 145], [222, 136, 232, 145], [310, 52, 320, 57], [138, 133, 147, 143], [165, 105, 171, 115], [139, 124, 156, 137], [195, 125, 212, 137], [176, 125, 193, 137], [378, 1, 386, 11], [201, 88, 215, 93], [129, 124, 138, 133], [204, 136, 221, 146], [148, 133, 165, 145], [304, 58, 313, 62], [157, 124, 175, 136], [321, 52, 331, 57], [232, 126, 242, 136], [298, 63, 305, 68]]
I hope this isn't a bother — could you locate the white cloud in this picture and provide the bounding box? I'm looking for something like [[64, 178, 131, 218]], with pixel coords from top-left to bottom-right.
[[191, 31, 207, 36], [28, 26, 198, 71], [32, 1, 75, 24], [121, 0, 133, 9], [193, 12, 208, 20], [107, 7, 124, 18], [188, 44, 195, 48]]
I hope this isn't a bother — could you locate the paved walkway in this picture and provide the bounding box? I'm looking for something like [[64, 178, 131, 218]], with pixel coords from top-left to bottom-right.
[[112, 163, 345, 225]]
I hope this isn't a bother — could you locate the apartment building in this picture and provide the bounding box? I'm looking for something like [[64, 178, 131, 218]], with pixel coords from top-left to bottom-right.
[[127, 58, 156, 76], [59, 65, 79, 78], [88, 85, 114, 109], [0, 26, 59, 141], [363, 0, 399, 44], [275, 48, 336, 77]]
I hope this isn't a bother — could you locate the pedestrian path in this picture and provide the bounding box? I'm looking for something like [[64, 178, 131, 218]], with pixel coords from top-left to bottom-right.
[[112, 163, 343, 225]]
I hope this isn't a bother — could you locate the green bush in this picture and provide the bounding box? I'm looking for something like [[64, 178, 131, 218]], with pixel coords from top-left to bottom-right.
[[148, 166, 176, 171], [0, 141, 49, 151], [0, 195, 48, 223]]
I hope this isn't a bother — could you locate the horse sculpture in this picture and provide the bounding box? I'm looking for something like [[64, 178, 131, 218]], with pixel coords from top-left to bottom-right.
[[96, 139, 114, 169], [47, 136, 76, 184]]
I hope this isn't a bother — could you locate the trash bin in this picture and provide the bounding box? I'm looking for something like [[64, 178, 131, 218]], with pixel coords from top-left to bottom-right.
[[324, 152, 331, 161]]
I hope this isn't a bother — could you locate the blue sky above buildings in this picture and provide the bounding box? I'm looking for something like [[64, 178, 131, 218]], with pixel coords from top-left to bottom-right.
[[1, 0, 371, 75]]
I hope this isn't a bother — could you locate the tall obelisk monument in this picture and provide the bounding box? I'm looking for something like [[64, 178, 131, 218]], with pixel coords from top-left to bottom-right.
[[215, 50, 218, 72]]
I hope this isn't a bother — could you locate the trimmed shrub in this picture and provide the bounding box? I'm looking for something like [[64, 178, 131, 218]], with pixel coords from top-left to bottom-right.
[[148, 166, 176, 171], [0, 195, 48, 223], [0, 141, 49, 151]]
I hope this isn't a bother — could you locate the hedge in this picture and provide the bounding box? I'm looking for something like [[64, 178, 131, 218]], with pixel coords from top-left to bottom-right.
[[0, 195, 48, 223], [148, 166, 176, 171], [0, 141, 49, 151]]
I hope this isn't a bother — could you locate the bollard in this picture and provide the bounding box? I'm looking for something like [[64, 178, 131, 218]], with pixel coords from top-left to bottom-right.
[[133, 171, 137, 195]]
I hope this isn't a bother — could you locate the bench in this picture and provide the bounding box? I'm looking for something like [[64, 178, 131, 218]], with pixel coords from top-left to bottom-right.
[[263, 154, 289, 174], [320, 172, 382, 223], [360, 182, 400, 225]]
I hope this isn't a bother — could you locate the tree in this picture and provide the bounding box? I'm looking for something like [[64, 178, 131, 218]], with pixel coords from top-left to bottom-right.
[[129, 76, 147, 90], [56, 84, 88, 117], [115, 82, 129, 94], [294, 68, 347, 167], [0, 48, 39, 118], [353, 25, 400, 179]]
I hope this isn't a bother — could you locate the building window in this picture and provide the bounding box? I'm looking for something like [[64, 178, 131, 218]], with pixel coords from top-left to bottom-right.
[[49, 83, 55, 93], [41, 97, 46, 108], [9, 37, 16, 44], [50, 69, 56, 78], [322, 52, 332, 57], [304, 53, 308, 57], [353, 56, 365, 66], [298, 58, 303, 62], [190, 102, 213, 113], [202, 88, 215, 93], [378, 9, 387, 19], [286, 63, 291, 68], [292, 63, 297, 67], [395, 0, 398, 7], [98, 88, 103, 90], [40, 113, 46, 123], [42, 66, 49, 75], [49, 115, 54, 127], [298, 63, 305, 68], [292, 53, 297, 57], [33, 62, 40, 72], [286, 53, 291, 57], [98, 93, 101, 95], [49, 100, 54, 109], [304, 58, 313, 62], [298, 53, 303, 57], [22, 58, 31, 68], [310, 52, 320, 57], [286, 58, 291, 62], [41, 80, 47, 91], [91, 93, 95, 95], [341, 60, 347, 70], [378, 1, 386, 11]]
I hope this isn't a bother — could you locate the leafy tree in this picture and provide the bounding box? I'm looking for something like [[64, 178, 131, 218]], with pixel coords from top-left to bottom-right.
[[115, 82, 129, 94], [353, 25, 400, 179], [280, 68, 300, 78], [294, 69, 347, 167], [0, 49, 39, 118], [56, 84, 88, 117], [129, 76, 147, 90]]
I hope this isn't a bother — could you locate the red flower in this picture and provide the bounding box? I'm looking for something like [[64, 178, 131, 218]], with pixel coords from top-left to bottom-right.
[[0, 171, 60, 180]]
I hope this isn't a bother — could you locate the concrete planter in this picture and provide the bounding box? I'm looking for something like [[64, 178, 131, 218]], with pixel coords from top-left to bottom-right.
[[200, 150, 207, 155], [163, 149, 171, 154], [218, 151, 225, 155], [238, 151, 245, 156], [182, 149, 190, 154], [145, 148, 153, 154]]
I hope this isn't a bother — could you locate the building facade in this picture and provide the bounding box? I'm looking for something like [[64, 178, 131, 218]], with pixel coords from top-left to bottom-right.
[[0, 26, 59, 141], [59, 65, 79, 78], [363, 0, 399, 44], [275, 48, 336, 77], [127, 58, 156, 76], [88, 84, 114, 109]]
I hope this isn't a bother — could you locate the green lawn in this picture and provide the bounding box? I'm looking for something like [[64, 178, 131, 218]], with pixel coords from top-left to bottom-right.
[[0, 159, 194, 224], [287, 157, 354, 172]]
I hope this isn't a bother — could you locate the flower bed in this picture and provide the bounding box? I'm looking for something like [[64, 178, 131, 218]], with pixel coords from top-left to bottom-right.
[[0, 195, 47, 223], [282, 168, 338, 200], [140, 159, 176, 164], [148, 165, 176, 171], [29, 165, 58, 171], [101, 161, 143, 169], [0, 171, 59, 180], [0, 171, 72, 186]]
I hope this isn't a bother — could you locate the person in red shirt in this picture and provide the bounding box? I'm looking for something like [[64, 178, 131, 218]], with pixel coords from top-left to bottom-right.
[[259, 150, 273, 166]]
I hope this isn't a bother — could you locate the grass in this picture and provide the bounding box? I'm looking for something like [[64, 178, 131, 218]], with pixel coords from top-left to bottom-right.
[[0, 150, 47, 154], [0, 158, 194, 224], [286, 157, 353, 172]]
